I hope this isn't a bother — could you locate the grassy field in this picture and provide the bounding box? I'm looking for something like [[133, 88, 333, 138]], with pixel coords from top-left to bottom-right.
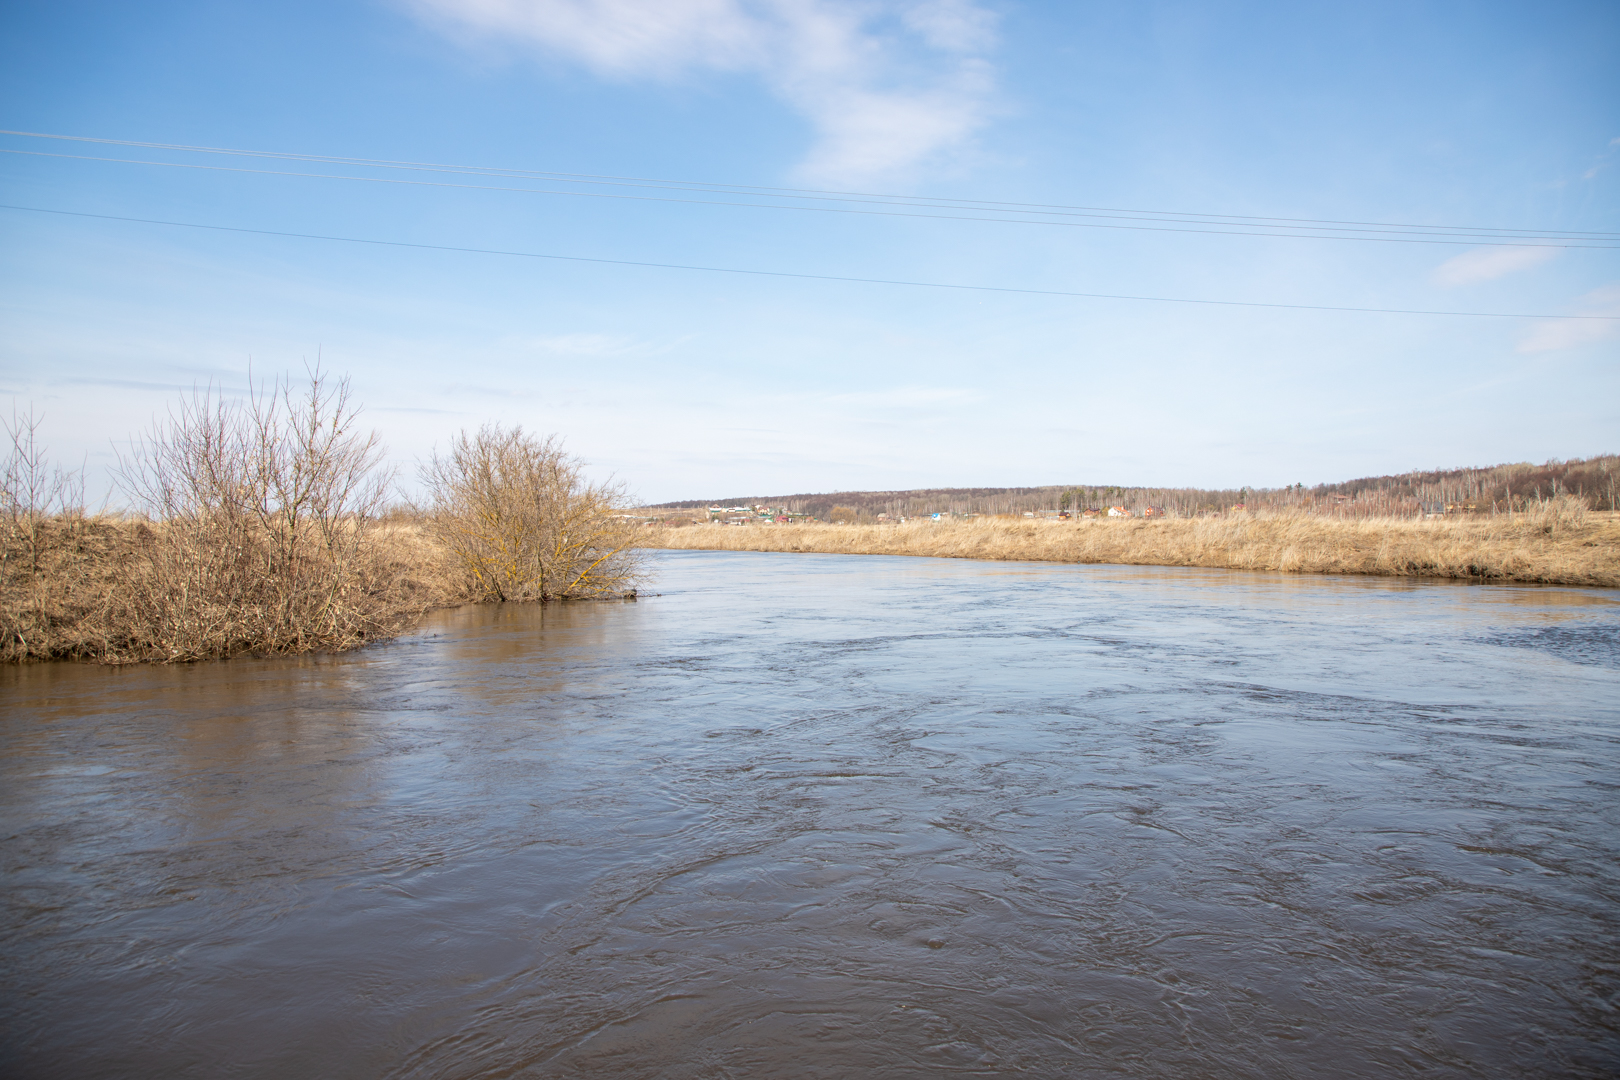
[[645, 507, 1620, 587]]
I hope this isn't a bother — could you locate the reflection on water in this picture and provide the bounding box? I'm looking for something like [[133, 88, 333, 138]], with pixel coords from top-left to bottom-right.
[[2, 552, 1617, 1079]]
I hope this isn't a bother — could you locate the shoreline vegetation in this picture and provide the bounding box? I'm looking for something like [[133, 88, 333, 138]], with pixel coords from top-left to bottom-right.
[[2, 373, 641, 664], [645, 509, 1620, 588], [5, 372, 1615, 663]]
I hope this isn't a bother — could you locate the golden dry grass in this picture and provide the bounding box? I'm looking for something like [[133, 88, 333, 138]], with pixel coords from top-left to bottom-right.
[[10, 508, 1613, 663], [2, 512, 643, 664], [0, 518, 460, 663], [644, 510, 1620, 587]]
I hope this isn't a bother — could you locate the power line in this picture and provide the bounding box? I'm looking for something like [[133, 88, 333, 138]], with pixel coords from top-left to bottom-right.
[[4, 202, 1613, 321], [3, 129, 1616, 247], [7, 128, 1610, 236], [13, 147, 1613, 249]]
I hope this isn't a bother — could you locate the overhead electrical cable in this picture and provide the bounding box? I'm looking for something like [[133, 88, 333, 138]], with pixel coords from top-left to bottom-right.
[[2, 129, 1615, 247], [3, 203, 1613, 322], [6, 128, 1611, 236], [9, 148, 1612, 249]]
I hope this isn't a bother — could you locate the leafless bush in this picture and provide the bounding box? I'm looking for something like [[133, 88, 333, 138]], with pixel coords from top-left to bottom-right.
[[106, 369, 413, 660], [1, 407, 93, 658], [420, 425, 642, 601], [1522, 493, 1589, 535], [2, 406, 86, 577], [5, 374, 653, 663]]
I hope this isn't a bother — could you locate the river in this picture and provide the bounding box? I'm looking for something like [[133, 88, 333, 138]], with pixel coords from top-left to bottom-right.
[[3, 551, 1618, 1078]]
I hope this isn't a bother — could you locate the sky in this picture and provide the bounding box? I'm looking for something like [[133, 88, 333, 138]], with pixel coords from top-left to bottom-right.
[[1, 0, 1616, 505]]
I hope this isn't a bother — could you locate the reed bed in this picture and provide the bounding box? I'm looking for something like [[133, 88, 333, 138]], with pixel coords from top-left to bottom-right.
[[646, 506, 1620, 587]]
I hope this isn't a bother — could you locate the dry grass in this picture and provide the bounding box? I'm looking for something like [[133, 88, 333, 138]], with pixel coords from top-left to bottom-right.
[[645, 506, 1620, 587], [0, 370, 465, 663], [0, 517, 460, 664], [1, 511, 639, 664], [10, 505, 1613, 663]]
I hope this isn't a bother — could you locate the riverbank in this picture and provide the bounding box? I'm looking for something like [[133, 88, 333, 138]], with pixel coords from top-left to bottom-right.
[[3, 376, 644, 664], [11, 509, 1614, 663], [0, 519, 456, 664], [645, 509, 1620, 587]]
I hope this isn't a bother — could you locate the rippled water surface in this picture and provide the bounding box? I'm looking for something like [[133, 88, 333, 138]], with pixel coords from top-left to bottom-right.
[[4, 551, 1619, 1078]]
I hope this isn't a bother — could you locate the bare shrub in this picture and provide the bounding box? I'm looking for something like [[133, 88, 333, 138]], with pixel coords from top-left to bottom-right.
[[1, 407, 95, 659], [1522, 493, 1588, 535], [2, 406, 85, 576], [6, 374, 651, 664], [420, 425, 642, 601], [108, 370, 415, 660]]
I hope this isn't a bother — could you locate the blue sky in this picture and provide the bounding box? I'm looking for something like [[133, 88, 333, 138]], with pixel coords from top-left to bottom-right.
[[2, 0, 1616, 504]]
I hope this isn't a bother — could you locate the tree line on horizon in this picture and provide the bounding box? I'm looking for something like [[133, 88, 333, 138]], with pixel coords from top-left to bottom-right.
[[649, 455, 1620, 521]]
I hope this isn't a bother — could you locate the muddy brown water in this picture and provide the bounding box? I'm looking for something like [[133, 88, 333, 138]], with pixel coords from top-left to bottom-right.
[[3, 551, 1618, 1078]]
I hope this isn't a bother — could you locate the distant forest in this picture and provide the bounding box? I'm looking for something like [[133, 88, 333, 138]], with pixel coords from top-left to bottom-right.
[[650, 455, 1620, 520]]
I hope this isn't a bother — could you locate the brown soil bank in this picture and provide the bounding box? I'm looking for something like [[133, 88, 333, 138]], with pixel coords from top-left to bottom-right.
[[646, 508, 1620, 588]]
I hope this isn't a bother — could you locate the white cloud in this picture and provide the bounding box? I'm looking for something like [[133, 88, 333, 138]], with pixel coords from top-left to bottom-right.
[[901, 0, 995, 51], [417, 0, 762, 75], [1432, 245, 1557, 287], [410, 0, 999, 183], [1517, 283, 1620, 354]]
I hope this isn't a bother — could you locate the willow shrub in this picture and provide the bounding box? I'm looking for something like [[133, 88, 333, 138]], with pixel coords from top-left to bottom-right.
[[419, 425, 642, 602]]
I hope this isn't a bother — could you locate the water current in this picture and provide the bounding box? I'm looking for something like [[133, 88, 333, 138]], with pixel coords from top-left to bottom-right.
[[3, 551, 1618, 1078]]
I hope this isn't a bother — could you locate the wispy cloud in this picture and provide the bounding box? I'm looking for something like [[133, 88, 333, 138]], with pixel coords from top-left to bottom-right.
[[818, 384, 977, 409], [410, 0, 999, 183], [514, 332, 646, 356], [1517, 283, 1620, 354], [1432, 245, 1557, 287], [1581, 135, 1620, 180]]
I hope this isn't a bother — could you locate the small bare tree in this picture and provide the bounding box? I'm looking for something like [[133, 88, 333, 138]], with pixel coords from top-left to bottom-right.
[[245, 370, 395, 623], [2, 406, 85, 578], [2, 406, 92, 659], [113, 368, 403, 659], [420, 425, 642, 601]]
